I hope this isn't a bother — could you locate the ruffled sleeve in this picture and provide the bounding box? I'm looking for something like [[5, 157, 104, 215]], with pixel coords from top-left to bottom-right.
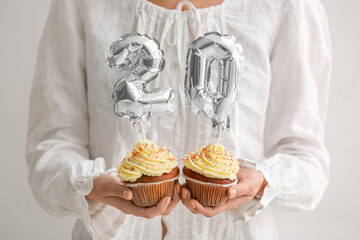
[[26, 0, 106, 237], [230, 0, 332, 221]]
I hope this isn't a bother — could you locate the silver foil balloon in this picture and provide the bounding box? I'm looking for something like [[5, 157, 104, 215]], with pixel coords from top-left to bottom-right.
[[107, 33, 174, 134], [185, 32, 244, 137]]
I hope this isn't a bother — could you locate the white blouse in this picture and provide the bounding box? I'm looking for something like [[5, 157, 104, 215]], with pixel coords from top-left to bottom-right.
[[26, 0, 332, 239]]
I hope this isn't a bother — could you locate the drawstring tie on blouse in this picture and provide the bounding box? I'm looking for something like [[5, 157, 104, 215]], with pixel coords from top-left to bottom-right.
[[160, 0, 204, 72], [175, 0, 204, 36]]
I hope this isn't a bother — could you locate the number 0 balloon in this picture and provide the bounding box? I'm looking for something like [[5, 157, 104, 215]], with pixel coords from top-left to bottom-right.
[[185, 32, 244, 140], [107, 33, 174, 139]]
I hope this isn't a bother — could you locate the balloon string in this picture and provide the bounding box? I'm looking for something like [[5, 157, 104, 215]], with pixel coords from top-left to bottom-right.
[[141, 132, 146, 142], [140, 121, 146, 142], [215, 128, 221, 145]]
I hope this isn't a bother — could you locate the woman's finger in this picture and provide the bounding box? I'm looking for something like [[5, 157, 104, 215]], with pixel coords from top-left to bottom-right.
[[223, 195, 253, 211], [227, 179, 252, 199], [180, 187, 199, 214], [104, 196, 136, 214], [103, 181, 133, 200], [105, 196, 171, 219], [228, 168, 267, 199], [191, 195, 253, 218], [190, 199, 226, 218], [138, 197, 171, 219], [163, 183, 181, 215]]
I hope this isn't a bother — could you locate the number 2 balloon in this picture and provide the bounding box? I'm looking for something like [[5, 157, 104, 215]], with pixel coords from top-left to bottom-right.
[[185, 32, 244, 139], [107, 33, 174, 136]]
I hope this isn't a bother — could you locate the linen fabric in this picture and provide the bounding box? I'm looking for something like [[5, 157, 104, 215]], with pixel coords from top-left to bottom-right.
[[26, 0, 332, 239]]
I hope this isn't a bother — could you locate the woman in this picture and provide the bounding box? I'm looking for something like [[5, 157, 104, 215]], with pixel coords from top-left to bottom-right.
[[26, 0, 331, 239]]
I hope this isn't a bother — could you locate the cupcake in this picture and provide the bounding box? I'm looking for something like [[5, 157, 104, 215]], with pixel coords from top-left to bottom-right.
[[182, 144, 240, 206], [117, 140, 179, 207]]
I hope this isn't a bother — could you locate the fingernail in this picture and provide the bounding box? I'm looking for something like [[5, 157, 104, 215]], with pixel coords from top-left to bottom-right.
[[190, 201, 195, 209], [176, 184, 181, 194], [229, 189, 236, 199], [165, 197, 171, 206], [181, 189, 187, 199], [124, 190, 132, 200]]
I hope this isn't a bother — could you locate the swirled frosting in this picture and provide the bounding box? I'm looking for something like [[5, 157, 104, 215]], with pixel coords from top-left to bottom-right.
[[117, 140, 178, 182], [183, 144, 239, 180]]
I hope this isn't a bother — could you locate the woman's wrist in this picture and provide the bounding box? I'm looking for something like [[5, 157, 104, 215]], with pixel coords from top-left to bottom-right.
[[85, 181, 101, 203], [256, 171, 268, 196]]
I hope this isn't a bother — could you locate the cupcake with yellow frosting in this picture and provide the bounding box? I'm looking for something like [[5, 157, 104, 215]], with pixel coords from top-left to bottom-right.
[[118, 140, 179, 207], [182, 144, 240, 206]]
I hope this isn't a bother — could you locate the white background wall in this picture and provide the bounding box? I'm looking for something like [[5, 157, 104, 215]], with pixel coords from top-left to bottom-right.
[[0, 0, 359, 239]]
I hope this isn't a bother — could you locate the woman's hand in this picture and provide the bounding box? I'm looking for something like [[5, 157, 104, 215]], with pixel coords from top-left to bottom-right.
[[85, 174, 181, 219], [181, 167, 268, 217]]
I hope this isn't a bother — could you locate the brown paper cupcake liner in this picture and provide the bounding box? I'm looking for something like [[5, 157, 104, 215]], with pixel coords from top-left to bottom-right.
[[183, 173, 238, 207], [124, 176, 179, 207]]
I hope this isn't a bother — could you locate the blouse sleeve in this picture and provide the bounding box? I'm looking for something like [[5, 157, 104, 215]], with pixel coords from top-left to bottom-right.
[[26, 0, 105, 236], [260, 0, 332, 211], [230, 0, 332, 221], [261, 0, 332, 210]]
